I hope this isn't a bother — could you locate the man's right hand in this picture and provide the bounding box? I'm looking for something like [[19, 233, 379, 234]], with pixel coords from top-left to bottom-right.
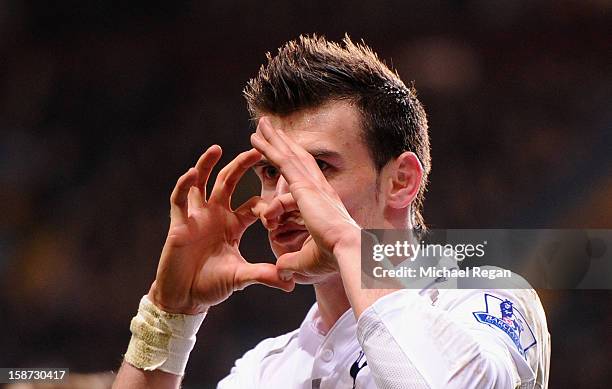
[[147, 145, 295, 315]]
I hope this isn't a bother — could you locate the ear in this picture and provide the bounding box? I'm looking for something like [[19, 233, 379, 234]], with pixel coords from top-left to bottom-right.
[[384, 151, 423, 210]]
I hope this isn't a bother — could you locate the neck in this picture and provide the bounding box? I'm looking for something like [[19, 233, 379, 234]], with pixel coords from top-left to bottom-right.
[[313, 274, 351, 333], [311, 211, 412, 332], [382, 206, 414, 230]]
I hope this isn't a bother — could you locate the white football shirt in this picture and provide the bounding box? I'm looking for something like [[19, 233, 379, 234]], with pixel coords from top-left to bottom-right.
[[216, 285, 550, 388]]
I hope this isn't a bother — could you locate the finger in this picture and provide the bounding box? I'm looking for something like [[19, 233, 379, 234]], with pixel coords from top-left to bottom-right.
[[275, 129, 332, 192], [234, 262, 295, 292], [275, 244, 320, 279], [234, 196, 265, 227], [270, 129, 340, 204], [209, 149, 262, 206], [257, 117, 292, 152], [276, 129, 324, 175], [194, 145, 223, 200], [258, 117, 315, 166], [251, 132, 310, 185], [243, 197, 274, 230], [187, 186, 204, 217], [244, 196, 275, 229], [262, 193, 298, 222], [250, 132, 285, 167], [251, 123, 316, 187], [256, 119, 310, 176], [170, 168, 198, 220]]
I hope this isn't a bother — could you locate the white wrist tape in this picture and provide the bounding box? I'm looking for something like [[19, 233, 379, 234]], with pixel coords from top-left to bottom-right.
[[124, 295, 206, 376]]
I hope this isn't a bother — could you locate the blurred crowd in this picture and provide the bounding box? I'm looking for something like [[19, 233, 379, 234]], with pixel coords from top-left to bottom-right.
[[0, 1, 610, 387]]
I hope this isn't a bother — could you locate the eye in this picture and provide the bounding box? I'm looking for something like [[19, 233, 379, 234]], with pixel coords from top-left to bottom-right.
[[316, 159, 330, 171], [262, 165, 280, 181]]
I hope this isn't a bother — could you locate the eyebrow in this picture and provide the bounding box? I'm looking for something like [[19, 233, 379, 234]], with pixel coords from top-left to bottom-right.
[[310, 149, 342, 161], [253, 160, 271, 169], [252, 149, 342, 169]]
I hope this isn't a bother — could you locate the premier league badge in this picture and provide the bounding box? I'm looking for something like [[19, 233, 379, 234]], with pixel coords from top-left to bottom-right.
[[473, 294, 536, 357], [500, 300, 523, 332]]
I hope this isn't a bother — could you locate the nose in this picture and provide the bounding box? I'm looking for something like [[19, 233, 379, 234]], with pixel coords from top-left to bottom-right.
[[275, 175, 290, 196]]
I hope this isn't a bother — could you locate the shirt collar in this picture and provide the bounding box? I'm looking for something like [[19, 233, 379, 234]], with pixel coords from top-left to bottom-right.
[[297, 302, 357, 352]]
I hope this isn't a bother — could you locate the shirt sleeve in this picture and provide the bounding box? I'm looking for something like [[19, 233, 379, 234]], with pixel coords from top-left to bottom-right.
[[356, 288, 547, 389], [216, 330, 300, 389], [216, 345, 261, 389]]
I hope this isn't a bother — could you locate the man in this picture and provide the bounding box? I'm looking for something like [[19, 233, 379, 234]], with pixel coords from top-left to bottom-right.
[[113, 35, 550, 388]]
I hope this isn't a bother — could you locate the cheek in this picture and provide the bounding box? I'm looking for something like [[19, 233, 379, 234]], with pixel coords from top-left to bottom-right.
[[336, 179, 380, 224], [260, 186, 275, 201]]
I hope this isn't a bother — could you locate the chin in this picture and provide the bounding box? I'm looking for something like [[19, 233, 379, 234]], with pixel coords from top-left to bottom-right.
[[294, 273, 339, 286], [269, 238, 326, 285], [270, 243, 298, 259], [292, 274, 316, 285], [269, 235, 308, 258]]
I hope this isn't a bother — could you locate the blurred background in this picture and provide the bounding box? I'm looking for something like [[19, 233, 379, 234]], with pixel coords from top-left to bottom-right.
[[0, 1, 610, 388]]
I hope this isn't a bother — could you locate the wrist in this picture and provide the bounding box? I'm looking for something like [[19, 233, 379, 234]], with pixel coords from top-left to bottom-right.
[[147, 283, 209, 315], [124, 295, 206, 376], [334, 226, 361, 255], [332, 225, 362, 263]]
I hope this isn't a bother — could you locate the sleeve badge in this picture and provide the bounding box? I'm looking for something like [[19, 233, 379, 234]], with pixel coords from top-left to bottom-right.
[[472, 293, 537, 357]]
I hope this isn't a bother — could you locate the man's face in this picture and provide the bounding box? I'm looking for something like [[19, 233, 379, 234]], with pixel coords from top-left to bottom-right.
[[253, 100, 385, 264]]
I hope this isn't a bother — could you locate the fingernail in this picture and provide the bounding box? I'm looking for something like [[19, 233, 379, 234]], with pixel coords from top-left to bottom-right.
[[279, 270, 293, 281]]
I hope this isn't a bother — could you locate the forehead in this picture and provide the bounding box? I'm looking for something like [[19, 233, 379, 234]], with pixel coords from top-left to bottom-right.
[[265, 100, 364, 150]]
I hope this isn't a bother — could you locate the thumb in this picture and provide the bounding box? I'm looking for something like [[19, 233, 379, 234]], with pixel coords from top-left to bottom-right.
[[234, 262, 295, 292], [275, 242, 321, 280]]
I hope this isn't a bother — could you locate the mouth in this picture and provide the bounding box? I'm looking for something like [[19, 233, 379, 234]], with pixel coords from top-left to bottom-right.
[[270, 222, 309, 247]]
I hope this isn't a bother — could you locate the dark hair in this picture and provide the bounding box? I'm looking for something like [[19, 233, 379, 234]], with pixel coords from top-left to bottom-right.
[[244, 34, 431, 229]]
